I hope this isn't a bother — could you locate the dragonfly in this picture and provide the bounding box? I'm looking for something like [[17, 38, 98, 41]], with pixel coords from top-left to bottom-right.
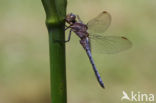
[[65, 11, 132, 88]]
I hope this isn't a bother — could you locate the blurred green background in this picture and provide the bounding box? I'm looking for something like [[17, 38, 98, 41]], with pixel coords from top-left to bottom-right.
[[0, 0, 156, 103]]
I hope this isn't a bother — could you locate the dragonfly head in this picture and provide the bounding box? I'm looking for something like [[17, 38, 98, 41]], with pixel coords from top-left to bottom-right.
[[65, 13, 76, 24]]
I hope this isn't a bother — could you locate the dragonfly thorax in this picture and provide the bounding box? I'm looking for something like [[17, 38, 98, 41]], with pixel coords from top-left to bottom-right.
[[70, 22, 89, 38]]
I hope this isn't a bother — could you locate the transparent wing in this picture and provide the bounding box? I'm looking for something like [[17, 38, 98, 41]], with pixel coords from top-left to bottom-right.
[[87, 11, 111, 35], [89, 35, 132, 54]]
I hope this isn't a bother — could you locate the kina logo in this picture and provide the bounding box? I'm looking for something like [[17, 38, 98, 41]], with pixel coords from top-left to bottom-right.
[[121, 90, 154, 102]]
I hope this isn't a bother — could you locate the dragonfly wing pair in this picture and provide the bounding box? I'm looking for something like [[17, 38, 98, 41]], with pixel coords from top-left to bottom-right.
[[87, 11, 132, 54], [90, 35, 132, 54], [87, 11, 111, 35]]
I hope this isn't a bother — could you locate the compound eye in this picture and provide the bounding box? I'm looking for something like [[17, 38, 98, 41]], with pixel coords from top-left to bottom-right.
[[70, 14, 76, 19]]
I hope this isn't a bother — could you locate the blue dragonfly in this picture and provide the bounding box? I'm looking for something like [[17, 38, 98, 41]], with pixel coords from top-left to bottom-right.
[[65, 11, 132, 88]]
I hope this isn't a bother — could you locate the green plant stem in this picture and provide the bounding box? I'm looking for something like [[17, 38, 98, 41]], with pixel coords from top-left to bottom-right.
[[41, 0, 67, 103]]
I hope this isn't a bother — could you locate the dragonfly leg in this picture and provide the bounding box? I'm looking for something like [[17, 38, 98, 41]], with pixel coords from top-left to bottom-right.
[[65, 29, 72, 42], [77, 15, 83, 23], [54, 29, 72, 43], [65, 25, 71, 31], [54, 25, 72, 43]]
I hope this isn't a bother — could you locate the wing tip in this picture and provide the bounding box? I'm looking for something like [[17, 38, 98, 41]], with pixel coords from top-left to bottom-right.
[[121, 36, 133, 47], [121, 36, 128, 40], [102, 11, 107, 14]]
